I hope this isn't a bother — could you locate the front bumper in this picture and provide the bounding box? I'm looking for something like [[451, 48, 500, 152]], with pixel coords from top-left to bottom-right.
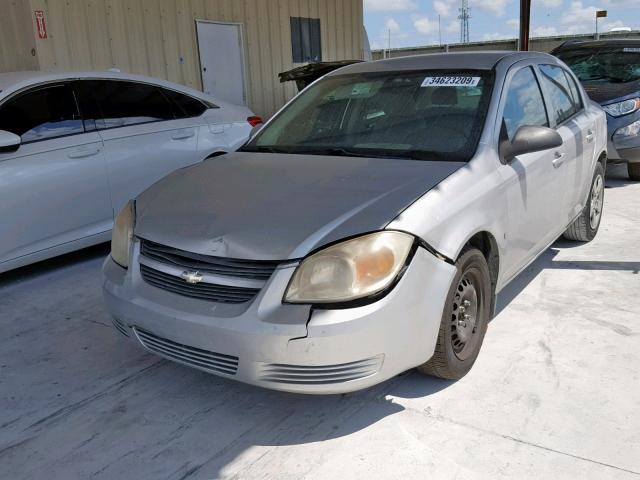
[[102, 244, 456, 394], [606, 111, 640, 162]]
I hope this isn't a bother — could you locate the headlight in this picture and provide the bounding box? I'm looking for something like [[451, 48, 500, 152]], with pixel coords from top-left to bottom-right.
[[614, 120, 640, 139], [284, 231, 415, 305], [111, 200, 135, 268], [602, 98, 640, 117]]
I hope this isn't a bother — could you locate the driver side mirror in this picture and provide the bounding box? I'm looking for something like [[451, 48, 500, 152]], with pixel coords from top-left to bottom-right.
[[500, 125, 563, 163], [0, 130, 21, 154]]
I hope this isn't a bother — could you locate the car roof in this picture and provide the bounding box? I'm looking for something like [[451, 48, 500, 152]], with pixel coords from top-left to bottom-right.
[[326, 51, 554, 76], [553, 38, 640, 53], [0, 70, 211, 103]]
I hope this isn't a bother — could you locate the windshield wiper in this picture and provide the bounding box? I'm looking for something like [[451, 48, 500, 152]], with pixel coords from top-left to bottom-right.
[[584, 75, 637, 83], [286, 147, 391, 158], [241, 145, 457, 161], [239, 145, 288, 154], [391, 150, 454, 161]]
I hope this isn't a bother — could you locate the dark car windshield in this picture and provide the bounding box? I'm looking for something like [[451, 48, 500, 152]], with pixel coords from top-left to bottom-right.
[[556, 47, 640, 84], [242, 70, 494, 162]]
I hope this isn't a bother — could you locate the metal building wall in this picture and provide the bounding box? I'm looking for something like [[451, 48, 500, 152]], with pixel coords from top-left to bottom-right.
[[0, 1, 39, 71], [6, 0, 363, 117]]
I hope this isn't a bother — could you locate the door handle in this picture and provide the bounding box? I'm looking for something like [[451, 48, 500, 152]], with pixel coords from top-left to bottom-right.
[[552, 151, 565, 168], [209, 123, 225, 134], [171, 129, 195, 140], [585, 129, 594, 143], [68, 146, 101, 158]]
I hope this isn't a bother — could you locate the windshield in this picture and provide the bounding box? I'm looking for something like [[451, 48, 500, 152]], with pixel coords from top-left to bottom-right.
[[557, 47, 640, 84], [243, 70, 494, 162]]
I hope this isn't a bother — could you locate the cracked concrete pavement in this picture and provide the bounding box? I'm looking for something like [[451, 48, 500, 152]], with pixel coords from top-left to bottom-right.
[[1, 164, 639, 479]]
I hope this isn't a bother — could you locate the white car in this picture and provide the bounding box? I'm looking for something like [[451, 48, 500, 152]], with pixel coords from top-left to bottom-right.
[[0, 71, 257, 273]]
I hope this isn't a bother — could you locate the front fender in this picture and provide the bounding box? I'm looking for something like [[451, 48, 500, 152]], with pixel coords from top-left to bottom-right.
[[387, 150, 509, 287]]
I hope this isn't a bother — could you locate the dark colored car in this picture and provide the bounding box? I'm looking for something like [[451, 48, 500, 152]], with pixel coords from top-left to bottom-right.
[[553, 39, 640, 180]]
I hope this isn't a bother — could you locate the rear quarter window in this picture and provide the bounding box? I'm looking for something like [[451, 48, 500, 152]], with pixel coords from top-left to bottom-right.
[[162, 88, 211, 118]]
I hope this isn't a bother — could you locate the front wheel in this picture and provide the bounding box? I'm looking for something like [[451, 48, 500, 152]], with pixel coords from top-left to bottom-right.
[[418, 248, 491, 380], [628, 162, 640, 181], [563, 162, 604, 242]]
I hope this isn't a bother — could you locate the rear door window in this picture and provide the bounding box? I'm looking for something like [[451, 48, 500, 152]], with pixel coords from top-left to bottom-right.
[[0, 84, 84, 143], [563, 69, 583, 110], [79, 80, 175, 129], [502, 66, 548, 140], [539, 64, 580, 125]]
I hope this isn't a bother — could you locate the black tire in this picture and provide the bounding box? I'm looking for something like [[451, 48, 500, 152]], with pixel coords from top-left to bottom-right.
[[563, 162, 604, 242], [418, 248, 492, 380], [628, 162, 640, 181]]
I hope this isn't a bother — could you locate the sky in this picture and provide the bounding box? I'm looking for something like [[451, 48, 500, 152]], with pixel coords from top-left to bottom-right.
[[363, 0, 640, 50]]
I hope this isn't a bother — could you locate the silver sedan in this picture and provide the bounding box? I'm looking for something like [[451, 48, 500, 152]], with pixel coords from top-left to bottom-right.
[[102, 51, 607, 394]]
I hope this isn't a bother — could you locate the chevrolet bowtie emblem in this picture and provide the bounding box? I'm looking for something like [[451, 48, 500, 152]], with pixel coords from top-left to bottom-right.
[[181, 271, 204, 284]]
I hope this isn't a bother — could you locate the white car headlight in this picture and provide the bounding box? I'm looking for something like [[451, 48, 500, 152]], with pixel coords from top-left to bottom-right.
[[602, 98, 640, 117], [614, 119, 640, 139], [284, 231, 415, 304], [111, 200, 135, 268]]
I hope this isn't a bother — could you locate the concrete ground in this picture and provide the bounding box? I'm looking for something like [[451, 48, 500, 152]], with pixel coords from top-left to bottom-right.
[[1, 164, 639, 480]]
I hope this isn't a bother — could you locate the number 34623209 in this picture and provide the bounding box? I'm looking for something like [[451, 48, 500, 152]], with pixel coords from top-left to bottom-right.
[[421, 76, 481, 87]]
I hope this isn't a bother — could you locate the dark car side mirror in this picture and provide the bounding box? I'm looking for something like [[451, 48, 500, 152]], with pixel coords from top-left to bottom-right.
[[500, 125, 563, 163], [0, 130, 21, 154]]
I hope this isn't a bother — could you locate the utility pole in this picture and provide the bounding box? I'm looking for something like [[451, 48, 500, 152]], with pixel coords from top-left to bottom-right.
[[458, 0, 470, 44], [387, 28, 391, 58], [519, 0, 531, 51], [438, 14, 442, 47]]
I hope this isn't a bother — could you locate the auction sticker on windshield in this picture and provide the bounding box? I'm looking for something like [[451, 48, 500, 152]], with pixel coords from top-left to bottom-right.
[[421, 76, 480, 87]]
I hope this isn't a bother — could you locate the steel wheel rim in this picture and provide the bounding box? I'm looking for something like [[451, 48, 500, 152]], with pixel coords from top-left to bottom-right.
[[450, 271, 482, 361], [589, 174, 604, 230]]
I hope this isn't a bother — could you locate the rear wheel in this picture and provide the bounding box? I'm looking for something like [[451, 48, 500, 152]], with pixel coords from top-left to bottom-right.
[[418, 248, 491, 380], [628, 162, 640, 181], [563, 162, 604, 242]]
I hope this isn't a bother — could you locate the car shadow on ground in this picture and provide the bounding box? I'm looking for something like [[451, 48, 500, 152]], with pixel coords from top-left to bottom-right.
[[0, 243, 110, 289], [495, 244, 640, 317], [604, 162, 635, 188], [123, 364, 456, 479], [495, 163, 638, 316]]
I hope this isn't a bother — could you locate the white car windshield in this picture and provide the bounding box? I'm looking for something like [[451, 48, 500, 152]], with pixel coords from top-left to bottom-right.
[[243, 69, 495, 162]]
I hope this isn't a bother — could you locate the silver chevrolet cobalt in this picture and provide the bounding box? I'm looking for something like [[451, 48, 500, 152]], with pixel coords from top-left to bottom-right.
[[103, 52, 607, 394]]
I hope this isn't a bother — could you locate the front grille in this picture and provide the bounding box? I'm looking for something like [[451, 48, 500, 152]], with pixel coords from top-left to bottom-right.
[[134, 327, 238, 376], [259, 356, 383, 385], [140, 264, 259, 303], [140, 239, 281, 281]]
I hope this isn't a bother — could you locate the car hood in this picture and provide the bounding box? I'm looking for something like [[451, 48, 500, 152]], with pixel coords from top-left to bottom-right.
[[582, 79, 640, 104], [278, 60, 363, 91], [135, 152, 465, 260]]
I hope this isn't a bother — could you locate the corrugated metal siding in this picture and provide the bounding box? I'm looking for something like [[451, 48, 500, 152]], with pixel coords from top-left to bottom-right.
[[0, 1, 39, 72], [9, 0, 363, 117]]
